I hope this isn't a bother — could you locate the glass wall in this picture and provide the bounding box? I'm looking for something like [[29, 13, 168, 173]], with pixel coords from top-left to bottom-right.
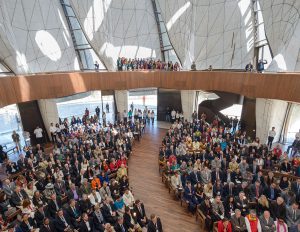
[[57, 91, 115, 123], [0, 104, 23, 148], [286, 103, 300, 143], [128, 89, 157, 121]]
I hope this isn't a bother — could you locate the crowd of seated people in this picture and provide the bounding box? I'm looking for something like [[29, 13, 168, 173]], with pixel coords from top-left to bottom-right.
[[159, 112, 300, 231], [0, 109, 162, 232], [117, 57, 181, 71]]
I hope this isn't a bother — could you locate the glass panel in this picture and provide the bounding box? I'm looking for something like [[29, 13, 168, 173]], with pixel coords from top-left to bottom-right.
[[76, 44, 90, 50], [0, 104, 24, 150], [61, 0, 71, 5], [73, 30, 89, 45], [69, 17, 80, 30], [79, 50, 88, 69], [65, 6, 75, 17], [57, 92, 115, 122]]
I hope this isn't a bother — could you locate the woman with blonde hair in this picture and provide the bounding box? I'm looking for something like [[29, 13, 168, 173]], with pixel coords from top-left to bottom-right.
[[257, 195, 269, 216], [204, 182, 213, 199]]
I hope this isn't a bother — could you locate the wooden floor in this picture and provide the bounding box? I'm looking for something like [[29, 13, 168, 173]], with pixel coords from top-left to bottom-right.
[[128, 125, 200, 232]]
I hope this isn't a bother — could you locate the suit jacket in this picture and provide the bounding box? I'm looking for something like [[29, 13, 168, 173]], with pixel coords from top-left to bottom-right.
[[270, 201, 286, 221], [10, 190, 28, 206], [147, 217, 163, 232], [55, 212, 73, 232], [39, 222, 57, 232], [66, 205, 81, 228], [189, 171, 201, 185], [259, 215, 275, 232], [79, 219, 94, 232], [48, 198, 62, 218], [211, 170, 223, 184], [133, 203, 146, 225], [264, 186, 280, 201], [101, 203, 116, 223], [54, 182, 66, 196], [286, 207, 300, 227], [34, 209, 50, 227], [67, 187, 81, 200], [291, 182, 300, 197], [19, 218, 36, 232], [92, 211, 106, 232], [123, 212, 135, 230], [2, 182, 15, 197], [231, 214, 247, 232], [114, 223, 127, 232], [249, 184, 264, 200], [234, 197, 249, 216]]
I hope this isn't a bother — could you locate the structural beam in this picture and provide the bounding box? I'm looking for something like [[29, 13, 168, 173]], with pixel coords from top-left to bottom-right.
[[1, 71, 300, 107]]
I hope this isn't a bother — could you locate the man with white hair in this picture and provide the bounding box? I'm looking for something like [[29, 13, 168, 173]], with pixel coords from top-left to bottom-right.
[[231, 209, 247, 232], [259, 210, 275, 232]]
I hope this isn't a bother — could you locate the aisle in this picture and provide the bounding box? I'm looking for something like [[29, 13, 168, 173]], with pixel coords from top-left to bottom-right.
[[128, 125, 200, 232]]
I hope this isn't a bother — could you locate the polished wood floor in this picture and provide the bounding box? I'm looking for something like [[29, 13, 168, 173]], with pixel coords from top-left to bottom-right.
[[128, 125, 200, 232]]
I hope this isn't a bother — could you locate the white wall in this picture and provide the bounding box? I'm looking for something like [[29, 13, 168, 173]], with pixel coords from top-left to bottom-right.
[[114, 90, 128, 117], [38, 99, 59, 139], [256, 98, 288, 144], [181, 90, 196, 122]]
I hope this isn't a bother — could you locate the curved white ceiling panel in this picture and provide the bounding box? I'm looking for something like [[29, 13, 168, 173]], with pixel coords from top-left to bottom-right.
[[0, 0, 79, 74], [260, 0, 300, 71], [70, 0, 161, 70], [157, 0, 255, 70]]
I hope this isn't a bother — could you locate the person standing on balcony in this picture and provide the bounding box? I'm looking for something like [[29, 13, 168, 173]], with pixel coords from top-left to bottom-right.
[[267, 127, 276, 149], [94, 61, 99, 71]]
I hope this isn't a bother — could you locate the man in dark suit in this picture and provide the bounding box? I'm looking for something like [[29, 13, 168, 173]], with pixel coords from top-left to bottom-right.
[[223, 182, 236, 197], [264, 182, 280, 201], [249, 181, 264, 201], [71, 160, 81, 176], [286, 203, 300, 232], [20, 213, 36, 232], [270, 197, 286, 221], [10, 186, 28, 206], [211, 167, 223, 184], [54, 179, 66, 197], [291, 179, 300, 202], [34, 204, 50, 227], [66, 199, 81, 228], [48, 193, 62, 219], [147, 214, 163, 232], [67, 183, 81, 201], [79, 212, 94, 232], [188, 168, 201, 186], [230, 209, 247, 232], [252, 171, 265, 187], [55, 209, 73, 232], [39, 217, 57, 232], [102, 197, 117, 224], [114, 216, 126, 232], [133, 200, 147, 227], [92, 204, 106, 232], [235, 192, 249, 216]]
